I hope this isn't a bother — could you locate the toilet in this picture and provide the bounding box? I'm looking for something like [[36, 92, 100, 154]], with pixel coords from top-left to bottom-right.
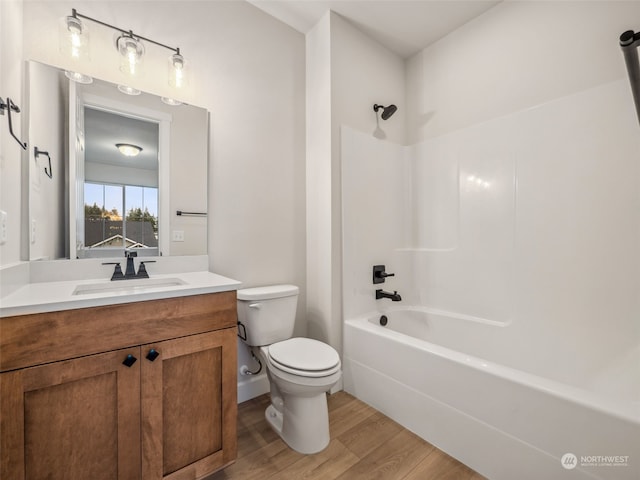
[[237, 284, 341, 454]]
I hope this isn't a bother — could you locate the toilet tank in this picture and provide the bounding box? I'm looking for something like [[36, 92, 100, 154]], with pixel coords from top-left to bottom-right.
[[237, 285, 299, 346]]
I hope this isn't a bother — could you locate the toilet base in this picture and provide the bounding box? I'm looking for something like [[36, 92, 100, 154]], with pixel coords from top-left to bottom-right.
[[265, 404, 284, 435], [264, 393, 331, 454]]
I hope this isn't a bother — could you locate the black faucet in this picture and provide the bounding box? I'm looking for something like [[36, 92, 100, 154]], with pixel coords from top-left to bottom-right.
[[376, 289, 402, 301], [124, 251, 138, 278], [102, 251, 155, 281]]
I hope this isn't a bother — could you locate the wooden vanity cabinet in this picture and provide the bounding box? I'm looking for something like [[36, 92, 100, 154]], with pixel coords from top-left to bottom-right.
[[1, 347, 142, 479], [142, 329, 237, 480], [0, 291, 238, 480]]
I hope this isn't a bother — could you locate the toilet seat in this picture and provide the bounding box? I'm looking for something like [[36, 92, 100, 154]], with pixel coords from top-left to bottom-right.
[[267, 338, 341, 378]]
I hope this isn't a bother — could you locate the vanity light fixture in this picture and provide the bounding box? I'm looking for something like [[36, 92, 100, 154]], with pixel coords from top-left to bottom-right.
[[60, 13, 90, 60], [168, 53, 187, 88], [61, 9, 187, 88], [116, 143, 143, 157], [117, 32, 145, 77]]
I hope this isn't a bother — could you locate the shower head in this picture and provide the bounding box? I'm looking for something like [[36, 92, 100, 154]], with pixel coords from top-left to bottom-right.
[[373, 104, 397, 120]]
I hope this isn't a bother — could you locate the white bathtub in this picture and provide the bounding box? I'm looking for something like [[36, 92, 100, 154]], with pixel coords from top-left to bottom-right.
[[343, 308, 640, 480]]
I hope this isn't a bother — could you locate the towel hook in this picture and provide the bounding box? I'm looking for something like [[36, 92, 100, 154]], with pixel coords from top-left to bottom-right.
[[0, 97, 27, 150], [34, 147, 52, 179]]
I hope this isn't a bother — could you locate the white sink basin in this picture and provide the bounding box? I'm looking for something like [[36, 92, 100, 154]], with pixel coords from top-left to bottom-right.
[[72, 277, 187, 296]]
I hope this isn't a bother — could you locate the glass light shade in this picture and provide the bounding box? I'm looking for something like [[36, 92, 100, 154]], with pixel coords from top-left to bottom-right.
[[168, 53, 187, 88], [59, 15, 89, 60], [64, 70, 93, 84], [161, 97, 182, 106], [117, 84, 142, 96], [117, 34, 145, 77], [116, 143, 143, 157]]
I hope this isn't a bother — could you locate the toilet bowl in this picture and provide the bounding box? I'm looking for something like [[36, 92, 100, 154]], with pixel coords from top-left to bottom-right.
[[237, 285, 341, 454]]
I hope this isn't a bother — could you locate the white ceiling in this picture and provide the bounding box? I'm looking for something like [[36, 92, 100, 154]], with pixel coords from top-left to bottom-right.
[[85, 107, 159, 171], [248, 0, 501, 58]]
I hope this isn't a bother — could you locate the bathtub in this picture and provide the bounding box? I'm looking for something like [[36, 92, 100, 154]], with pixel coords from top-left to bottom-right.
[[342, 308, 640, 480]]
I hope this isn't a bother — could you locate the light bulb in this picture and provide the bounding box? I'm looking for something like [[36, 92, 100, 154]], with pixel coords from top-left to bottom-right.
[[169, 53, 187, 88], [116, 143, 142, 157], [117, 34, 144, 77], [59, 15, 89, 60]]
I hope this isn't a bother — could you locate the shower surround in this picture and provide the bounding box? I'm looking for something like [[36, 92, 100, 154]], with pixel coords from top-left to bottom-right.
[[341, 79, 640, 480]]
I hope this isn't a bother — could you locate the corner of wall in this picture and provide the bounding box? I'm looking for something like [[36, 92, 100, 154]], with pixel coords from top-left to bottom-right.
[[305, 12, 335, 348]]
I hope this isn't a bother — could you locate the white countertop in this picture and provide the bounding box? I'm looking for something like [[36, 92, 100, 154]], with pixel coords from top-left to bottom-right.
[[0, 271, 242, 317]]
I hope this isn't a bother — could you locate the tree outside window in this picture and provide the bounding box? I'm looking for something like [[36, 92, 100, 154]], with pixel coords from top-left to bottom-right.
[[84, 183, 158, 251]]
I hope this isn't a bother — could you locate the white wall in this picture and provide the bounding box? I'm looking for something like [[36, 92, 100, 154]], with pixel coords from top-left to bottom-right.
[[406, 0, 640, 142], [0, 0, 25, 266], [17, 1, 306, 395], [306, 13, 333, 347], [306, 11, 405, 354], [331, 13, 405, 146]]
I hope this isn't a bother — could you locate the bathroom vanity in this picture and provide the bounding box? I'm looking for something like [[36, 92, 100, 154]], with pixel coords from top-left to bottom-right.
[[0, 271, 240, 480]]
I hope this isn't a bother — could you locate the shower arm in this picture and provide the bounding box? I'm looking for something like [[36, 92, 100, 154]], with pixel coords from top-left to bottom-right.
[[620, 30, 640, 125]]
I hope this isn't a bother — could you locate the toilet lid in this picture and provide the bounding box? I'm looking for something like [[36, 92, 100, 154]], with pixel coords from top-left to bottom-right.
[[268, 337, 340, 372]]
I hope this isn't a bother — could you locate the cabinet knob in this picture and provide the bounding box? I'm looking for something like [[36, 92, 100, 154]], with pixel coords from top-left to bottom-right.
[[122, 354, 137, 367], [146, 349, 160, 362]]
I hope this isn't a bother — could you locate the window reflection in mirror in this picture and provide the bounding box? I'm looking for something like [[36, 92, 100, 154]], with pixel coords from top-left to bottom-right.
[[83, 183, 159, 256]]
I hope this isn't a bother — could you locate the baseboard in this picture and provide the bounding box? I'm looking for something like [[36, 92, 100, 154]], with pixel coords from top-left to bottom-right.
[[237, 372, 270, 403]]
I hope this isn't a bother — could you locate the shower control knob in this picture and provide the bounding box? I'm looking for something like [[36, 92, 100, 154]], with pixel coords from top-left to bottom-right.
[[373, 265, 395, 284]]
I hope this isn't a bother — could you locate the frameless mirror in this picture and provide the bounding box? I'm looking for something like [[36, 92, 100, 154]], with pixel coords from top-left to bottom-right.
[[26, 60, 208, 260]]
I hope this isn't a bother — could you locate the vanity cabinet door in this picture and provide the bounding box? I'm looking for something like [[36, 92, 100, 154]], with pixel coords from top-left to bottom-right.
[[0, 348, 141, 480], [141, 328, 237, 480]]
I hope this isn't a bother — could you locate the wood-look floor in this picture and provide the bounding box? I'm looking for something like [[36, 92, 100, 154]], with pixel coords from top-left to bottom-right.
[[206, 392, 487, 480]]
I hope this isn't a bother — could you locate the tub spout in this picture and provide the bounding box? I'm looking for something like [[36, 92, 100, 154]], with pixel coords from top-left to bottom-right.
[[375, 289, 402, 301]]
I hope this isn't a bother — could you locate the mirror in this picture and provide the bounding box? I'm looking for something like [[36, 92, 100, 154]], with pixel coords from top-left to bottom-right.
[[26, 61, 208, 260]]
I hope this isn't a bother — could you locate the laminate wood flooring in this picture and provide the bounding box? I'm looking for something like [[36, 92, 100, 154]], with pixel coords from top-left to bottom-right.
[[206, 392, 487, 480]]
